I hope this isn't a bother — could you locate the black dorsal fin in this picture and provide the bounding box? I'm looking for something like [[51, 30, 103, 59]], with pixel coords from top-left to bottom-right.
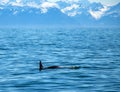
[[39, 60, 43, 71]]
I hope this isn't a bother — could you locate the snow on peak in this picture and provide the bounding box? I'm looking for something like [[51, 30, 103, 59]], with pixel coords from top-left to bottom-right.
[[89, 5, 109, 19]]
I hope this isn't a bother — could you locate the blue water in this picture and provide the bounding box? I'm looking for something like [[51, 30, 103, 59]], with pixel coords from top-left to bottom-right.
[[0, 27, 120, 92]]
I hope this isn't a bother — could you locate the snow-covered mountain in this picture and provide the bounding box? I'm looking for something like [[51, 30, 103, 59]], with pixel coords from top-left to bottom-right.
[[0, 1, 120, 26]]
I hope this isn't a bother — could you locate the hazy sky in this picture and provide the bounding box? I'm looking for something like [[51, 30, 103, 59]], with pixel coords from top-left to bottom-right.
[[88, 0, 120, 6], [48, 0, 120, 6], [0, 0, 120, 6]]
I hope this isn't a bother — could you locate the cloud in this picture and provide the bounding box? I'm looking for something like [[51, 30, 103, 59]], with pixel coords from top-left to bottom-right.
[[89, 6, 109, 19], [40, 2, 59, 13]]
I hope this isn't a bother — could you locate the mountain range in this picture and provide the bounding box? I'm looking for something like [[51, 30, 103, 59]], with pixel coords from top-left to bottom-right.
[[0, 1, 120, 27]]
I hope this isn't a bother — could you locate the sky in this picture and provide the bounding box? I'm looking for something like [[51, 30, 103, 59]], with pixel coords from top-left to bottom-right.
[[0, 0, 120, 6], [88, 0, 120, 6]]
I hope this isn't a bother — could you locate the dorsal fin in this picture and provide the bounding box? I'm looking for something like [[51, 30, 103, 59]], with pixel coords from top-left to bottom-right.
[[39, 60, 43, 71]]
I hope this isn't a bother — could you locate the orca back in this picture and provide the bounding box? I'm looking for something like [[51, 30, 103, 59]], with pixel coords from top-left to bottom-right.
[[47, 66, 60, 69]]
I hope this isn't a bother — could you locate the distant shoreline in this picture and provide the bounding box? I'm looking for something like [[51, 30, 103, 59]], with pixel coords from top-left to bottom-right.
[[0, 25, 120, 29]]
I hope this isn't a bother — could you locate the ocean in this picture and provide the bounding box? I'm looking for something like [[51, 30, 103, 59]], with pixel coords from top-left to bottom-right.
[[0, 27, 120, 92]]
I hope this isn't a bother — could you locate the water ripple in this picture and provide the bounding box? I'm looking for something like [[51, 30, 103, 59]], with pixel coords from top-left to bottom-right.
[[0, 27, 120, 92]]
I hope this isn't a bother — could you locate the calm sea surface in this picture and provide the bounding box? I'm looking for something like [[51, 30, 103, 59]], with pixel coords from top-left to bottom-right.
[[0, 27, 120, 92]]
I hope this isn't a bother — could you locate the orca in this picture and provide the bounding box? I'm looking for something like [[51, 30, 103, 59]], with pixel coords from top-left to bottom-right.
[[39, 61, 80, 71]]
